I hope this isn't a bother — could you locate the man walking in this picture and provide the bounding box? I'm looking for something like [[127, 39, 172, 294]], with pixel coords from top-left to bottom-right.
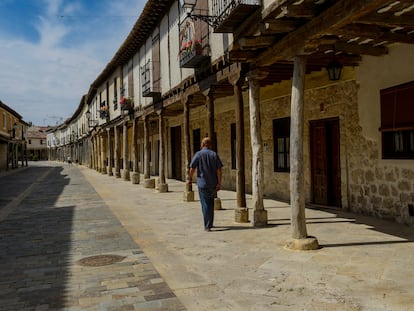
[[189, 137, 223, 231]]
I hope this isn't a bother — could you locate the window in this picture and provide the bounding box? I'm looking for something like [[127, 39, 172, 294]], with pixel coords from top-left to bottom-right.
[[2, 113, 5, 129], [273, 117, 290, 172], [40, 140, 43, 145], [231, 123, 236, 169], [380, 81, 414, 159], [29, 140, 32, 144]]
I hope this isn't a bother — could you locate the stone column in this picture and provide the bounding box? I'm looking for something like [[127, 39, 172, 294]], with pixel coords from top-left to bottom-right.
[[143, 116, 155, 188], [286, 56, 319, 250], [229, 71, 248, 221], [122, 121, 130, 181], [247, 69, 268, 227], [131, 117, 140, 184], [114, 125, 121, 178], [107, 128, 113, 176], [183, 95, 194, 201], [100, 132, 107, 174], [157, 111, 168, 193]]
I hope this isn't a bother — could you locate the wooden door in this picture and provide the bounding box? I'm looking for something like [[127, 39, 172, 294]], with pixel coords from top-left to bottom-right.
[[171, 126, 182, 180], [310, 118, 341, 207]]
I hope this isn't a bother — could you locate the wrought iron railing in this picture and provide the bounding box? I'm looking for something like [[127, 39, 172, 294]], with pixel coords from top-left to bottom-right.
[[211, 0, 261, 28]]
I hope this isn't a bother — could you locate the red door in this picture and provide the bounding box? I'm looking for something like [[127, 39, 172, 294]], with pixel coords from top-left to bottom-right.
[[310, 118, 341, 207]]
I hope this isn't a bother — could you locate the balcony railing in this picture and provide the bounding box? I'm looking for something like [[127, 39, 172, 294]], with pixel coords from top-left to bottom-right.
[[211, 0, 261, 33]]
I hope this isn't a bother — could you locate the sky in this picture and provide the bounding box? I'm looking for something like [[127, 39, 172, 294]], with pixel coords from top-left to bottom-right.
[[0, 0, 144, 126]]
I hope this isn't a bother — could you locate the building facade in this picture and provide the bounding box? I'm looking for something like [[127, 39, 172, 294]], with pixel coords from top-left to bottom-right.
[[0, 100, 28, 171], [47, 0, 414, 237]]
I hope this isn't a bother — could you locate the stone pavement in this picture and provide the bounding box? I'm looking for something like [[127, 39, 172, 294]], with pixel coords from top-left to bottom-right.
[[2, 162, 414, 311], [80, 164, 414, 311], [0, 162, 184, 311]]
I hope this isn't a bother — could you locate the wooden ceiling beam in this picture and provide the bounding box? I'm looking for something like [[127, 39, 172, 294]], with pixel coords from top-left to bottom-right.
[[338, 24, 414, 44], [316, 41, 389, 56], [358, 13, 414, 28], [259, 20, 299, 34], [257, 0, 393, 66], [238, 36, 275, 49]]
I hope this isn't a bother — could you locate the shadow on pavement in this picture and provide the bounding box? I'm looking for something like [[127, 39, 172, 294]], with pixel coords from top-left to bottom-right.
[[0, 164, 72, 310]]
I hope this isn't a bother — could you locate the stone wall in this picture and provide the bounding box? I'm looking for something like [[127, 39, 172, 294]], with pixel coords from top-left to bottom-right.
[[168, 77, 414, 226]]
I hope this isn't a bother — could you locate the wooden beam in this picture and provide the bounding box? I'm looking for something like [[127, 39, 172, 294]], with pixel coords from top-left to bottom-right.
[[238, 36, 275, 49], [257, 0, 392, 66], [259, 20, 298, 34], [318, 41, 389, 56]]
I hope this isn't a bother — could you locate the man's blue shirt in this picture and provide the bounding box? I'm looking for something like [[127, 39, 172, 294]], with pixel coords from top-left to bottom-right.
[[189, 147, 223, 189]]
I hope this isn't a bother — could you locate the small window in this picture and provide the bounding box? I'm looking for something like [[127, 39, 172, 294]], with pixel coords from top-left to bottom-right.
[[29, 140, 32, 144], [2, 113, 5, 129], [380, 81, 414, 159], [40, 140, 43, 145], [273, 117, 290, 172]]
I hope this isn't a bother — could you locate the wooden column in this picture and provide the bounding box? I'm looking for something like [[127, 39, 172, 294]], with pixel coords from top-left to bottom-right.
[[100, 133, 107, 174], [183, 95, 194, 201], [143, 115, 155, 188], [247, 69, 267, 227], [131, 117, 140, 184], [107, 128, 113, 176], [286, 56, 319, 250], [122, 121, 130, 181], [96, 135, 100, 171], [229, 72, 247, 210], [114, 125, 121, 178], [204, 89, 222, 210], [206, 91, 216, 150], [157, 111, 168, 192]]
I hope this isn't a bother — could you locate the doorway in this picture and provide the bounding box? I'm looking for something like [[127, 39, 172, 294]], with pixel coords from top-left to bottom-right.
[[310, 118, 341, 207]]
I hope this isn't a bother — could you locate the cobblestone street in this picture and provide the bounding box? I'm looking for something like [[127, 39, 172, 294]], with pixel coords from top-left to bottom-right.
[[0, 162, 184, 310]]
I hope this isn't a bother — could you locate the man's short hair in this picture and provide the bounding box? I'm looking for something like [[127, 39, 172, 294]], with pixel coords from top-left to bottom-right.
[[201, 137, 212, 148]]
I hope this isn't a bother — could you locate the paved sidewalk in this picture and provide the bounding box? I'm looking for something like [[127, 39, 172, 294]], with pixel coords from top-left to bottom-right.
[[81, 165, 414, 311]]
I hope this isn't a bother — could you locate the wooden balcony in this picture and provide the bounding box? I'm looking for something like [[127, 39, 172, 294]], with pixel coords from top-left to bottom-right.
[[212, 0, 261, 33]]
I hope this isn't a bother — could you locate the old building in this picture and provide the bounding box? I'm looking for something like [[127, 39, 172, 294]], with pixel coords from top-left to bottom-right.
[[26, 126, 51, 161], [0, 100, 28, 171], [48, 0, 414, 245]]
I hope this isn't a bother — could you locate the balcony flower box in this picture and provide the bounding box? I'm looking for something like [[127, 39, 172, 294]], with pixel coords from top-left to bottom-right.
[[179, 39, 207, 68], [120, 97, 134, 112]]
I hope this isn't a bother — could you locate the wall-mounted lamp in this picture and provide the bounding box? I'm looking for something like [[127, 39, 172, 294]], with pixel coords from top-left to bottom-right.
[[182, 0, 218, 27], [326, 52, 343, 81]]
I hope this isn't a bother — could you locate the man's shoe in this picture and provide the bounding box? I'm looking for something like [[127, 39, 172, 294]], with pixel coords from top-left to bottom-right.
[[205, 228, 211, 232]]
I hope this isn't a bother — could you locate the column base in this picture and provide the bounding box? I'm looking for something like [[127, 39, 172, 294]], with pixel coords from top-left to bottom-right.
[[285, 236, 319, 251], [253, 209, 268, 227], [157, 183, 168, 193], [115, 171, 121, 178], [122, 169, 130, 181], [214, 197, 223, 210], [183, 190, 194, 202], [235, 208, 249, 223], [154, 177, 160, 190], [143, 178, 155, 188], [108, 171, 114, 176], [131, 172, 140, 184]]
